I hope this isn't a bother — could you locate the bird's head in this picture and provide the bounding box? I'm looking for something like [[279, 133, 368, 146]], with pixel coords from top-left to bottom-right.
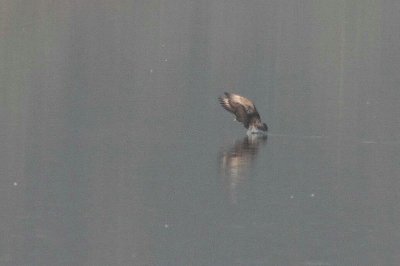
[[254, 121, 268, 132], [261, 123, 268, 132]]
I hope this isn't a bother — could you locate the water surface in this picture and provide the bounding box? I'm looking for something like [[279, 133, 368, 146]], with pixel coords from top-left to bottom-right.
[[2, 1, 400, 265]]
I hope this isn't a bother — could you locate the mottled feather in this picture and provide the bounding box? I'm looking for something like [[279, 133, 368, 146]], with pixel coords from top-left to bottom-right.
[[218, 92, 268, 134]]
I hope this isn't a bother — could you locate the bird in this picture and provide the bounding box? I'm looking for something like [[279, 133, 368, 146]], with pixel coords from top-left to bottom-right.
[[218, 92, 268, 136]]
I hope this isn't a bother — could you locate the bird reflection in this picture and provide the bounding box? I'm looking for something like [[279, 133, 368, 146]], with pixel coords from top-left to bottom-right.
[[218, 135, 267, 204]]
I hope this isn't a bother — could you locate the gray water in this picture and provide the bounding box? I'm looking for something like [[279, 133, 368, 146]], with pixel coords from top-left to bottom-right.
[[2, 1, 400, 265]]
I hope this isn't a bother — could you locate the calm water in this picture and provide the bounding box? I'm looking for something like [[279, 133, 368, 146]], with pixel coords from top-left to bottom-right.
[[2, 1, 400, 265]]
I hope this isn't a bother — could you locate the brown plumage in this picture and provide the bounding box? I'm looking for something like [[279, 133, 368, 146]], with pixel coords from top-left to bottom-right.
[[218, 92, 268, 134]]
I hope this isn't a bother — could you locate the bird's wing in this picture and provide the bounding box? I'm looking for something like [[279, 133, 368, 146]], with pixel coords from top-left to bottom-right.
[[224, 92, 258, 115], [233, 105, 251, 128], [219, 92, 261, 129], [218, 95, 235, 114]]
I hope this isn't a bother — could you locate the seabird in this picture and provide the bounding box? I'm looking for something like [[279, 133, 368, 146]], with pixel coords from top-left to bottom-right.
[[219, 92, 268, 136]]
